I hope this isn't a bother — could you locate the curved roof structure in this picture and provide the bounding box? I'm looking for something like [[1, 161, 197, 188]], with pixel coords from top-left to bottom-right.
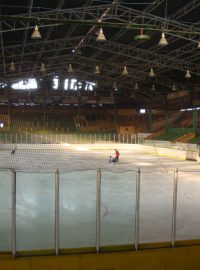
[[0, 0, 200, 104]]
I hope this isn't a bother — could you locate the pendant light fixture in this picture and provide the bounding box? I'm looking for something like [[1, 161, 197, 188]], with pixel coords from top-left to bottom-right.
[[96, 28, 106, 42], [94, 65, 100, 74], [9, 61, 16, 71], [122, 66, 128, 75], [185, 69, 191, 78], [158, 32, 168, 46], [149, 68, 155, 77], [31, 25, 41, 39], [40, 62, 46, 72]]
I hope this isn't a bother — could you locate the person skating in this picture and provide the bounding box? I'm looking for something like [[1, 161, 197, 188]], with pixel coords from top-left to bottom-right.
[[114, 149, 120, 163]]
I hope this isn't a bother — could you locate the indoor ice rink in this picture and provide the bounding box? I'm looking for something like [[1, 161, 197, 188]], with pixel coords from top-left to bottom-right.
[[1, 142, 200, 253]]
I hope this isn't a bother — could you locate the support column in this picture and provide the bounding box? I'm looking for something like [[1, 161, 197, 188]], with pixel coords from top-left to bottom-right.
[[135, 168, 140, 251], [113, 99, 117, 130], [11, 169, 16, 257], [164, 96, 169, 132], [192, 108, 197, 131], [55, 169, 59, 256], [147, 108, 152, 132], [96, 168, 101, 253], [164, 111, 169, 132], [8, 102, 11, 130], [43, 100, 46, 131]]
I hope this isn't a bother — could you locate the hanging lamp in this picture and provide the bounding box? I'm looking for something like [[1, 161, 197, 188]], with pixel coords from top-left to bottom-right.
[[96, 28, 106, 42], [31, 25, 41, 39], [68, 64, 73, 73], [185, 69, 191, 78], [40, 62, 46, 72], [94, 65, 100, 74], [149, 68, 155, 77], [122, 66, 128, 75], [158, 32, 168, 46], [9, 61, 16, 71]]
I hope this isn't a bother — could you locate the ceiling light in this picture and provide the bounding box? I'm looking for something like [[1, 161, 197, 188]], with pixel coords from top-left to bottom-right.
[[31, 25, 41, 39], [9, 61, 16, 71], [96, 28, 106, 42], [149, 68, 155, 77], [134, 82, 139, 90], [68, 64, 73, 73], [158, 32, 168, 46], [40, 62, 46, 72], [151, 84, 156, 91], [94, 65, 100, 74], [172, 84, 177, 91], [134, 29, 150, 41], [185, 69, 191, 78], [122, 66, 128, 75]]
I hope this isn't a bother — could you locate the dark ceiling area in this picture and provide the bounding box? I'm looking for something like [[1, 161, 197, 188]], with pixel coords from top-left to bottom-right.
[[0, 0, 200, 104]]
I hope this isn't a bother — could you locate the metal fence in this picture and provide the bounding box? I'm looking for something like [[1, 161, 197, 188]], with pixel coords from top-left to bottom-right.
[[1, 168, 200, 256], [0, 133, 150, 144]]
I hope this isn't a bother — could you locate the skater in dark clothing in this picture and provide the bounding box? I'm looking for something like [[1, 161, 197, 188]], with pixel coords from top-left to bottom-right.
[[11, 149, 16, 155], [11, 145, 17, 155]]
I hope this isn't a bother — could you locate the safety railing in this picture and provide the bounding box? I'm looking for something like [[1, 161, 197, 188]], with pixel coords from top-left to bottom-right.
[[0, 133, 149, 145], [1, 168, 200, 256]]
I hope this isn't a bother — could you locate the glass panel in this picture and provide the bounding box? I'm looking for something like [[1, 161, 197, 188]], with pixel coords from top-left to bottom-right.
[[101, 171, 136, 246], [0, 170, 12, 251], [60, 170, 96, 248], [176, 171, 200, 240], [16, 172, 55, 251], [140, 171, 174, 243]]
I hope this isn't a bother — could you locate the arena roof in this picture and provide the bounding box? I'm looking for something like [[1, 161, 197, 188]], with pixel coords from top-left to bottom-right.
[[0, 0, 200, 104]]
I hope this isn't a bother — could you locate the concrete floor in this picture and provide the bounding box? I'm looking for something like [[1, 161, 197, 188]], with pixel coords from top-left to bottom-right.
[[0, 146, 200, 251]]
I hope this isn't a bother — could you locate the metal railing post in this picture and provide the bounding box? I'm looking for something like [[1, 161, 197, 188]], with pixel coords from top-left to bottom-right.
[[171, 168, 178, 248], [11, 169, 16, 257], [135, 168, 140, 251], [55, 169, 60, 255], [96, 168, 101, 253]]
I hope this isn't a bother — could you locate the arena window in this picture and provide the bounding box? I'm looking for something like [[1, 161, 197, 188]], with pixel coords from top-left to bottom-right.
[[64, 78, 95, 91], [140, 109, 146, 114], [12, 78, 37, 90], [53, 77, 59, 89]]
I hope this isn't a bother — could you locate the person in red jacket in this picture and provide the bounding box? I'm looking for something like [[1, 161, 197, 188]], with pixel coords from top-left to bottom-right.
[[114, 149, 120, 163]]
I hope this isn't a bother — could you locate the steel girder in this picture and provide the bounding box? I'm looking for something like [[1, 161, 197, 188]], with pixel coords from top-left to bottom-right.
[[103, 0, 200, 66], [0, 1, 199, 93], [1, 50, 188, 93], [1, 35, 200, 75], [0, 9, 6, 76], [1, 5, 200, 37], [19, 0, 34, 74]]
